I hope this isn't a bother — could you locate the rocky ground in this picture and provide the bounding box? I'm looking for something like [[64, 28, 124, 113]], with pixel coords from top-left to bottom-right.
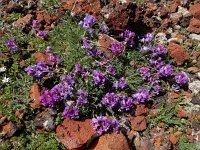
[[0, 0, 200, 150]]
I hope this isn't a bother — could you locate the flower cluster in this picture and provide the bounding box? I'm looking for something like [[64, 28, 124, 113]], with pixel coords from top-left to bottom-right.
[[110, 41, 123, 56], [139, 67, 151, 82], [24, 62, 52, 78], [175, 72, 189, 86], [132, 88, 150, 104], [92, 70, 106, 85], [32, 20, 40, 28], [92, 116, 119, 135], [77, 89, 88, 104], [79, 15, 96, 34], [102, 93, 133, 111], [6, 38, 18, 53], [119, 30, 135, 47], [36, 30, 48, 38], [113, 77, 127, 90], [62, 106, 79, 119], [48, 54, 61, 65], [158, 64, 174, 77]]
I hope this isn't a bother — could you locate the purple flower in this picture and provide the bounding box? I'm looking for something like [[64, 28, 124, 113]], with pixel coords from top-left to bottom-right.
[[139, 67, 151, 82], [150, 57, 165, 69], [158, 64, 174, 77], [132, 88, 150, 104], [61, 75, 75, 86], [24, 62, 52, 78], [175, 72, 189, 86], [45, 46, 51, 53], [119, 30, 135, 47], [92, 116, 111, 135], [102, 92, 119, 108], [62, 106, 79, 119], [81, 36, 93, 50], [140, 33, 153, 43], [106, 64, 116, 76], [151, 44, 167, 57], [92, 70, 106, 85], [6, 38, 18, 53], [79, 15, 96, 34], [100, 22, 109, 34], [150, 80, 161, 96], [48, 54, 61, 64], [40, 90, 57, 108], [111, 119, 120, 133], [140, 46, 150, 53], [113, 77, 127, 90], [74, 63, 84, 74], [110, 41, 123, 56], [120, 96, 133, 111], [77, 89, 88, 104], [32, 20, 39, 28], [36, 30, 48, 38]]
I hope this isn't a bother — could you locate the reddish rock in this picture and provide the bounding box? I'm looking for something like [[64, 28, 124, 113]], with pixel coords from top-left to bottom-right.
[[186, 128, 192, 135], [176, 107, 188, 118], [12, 14, 33, 28], [135, 104, 149, 116], [187, 18, 200, 33], [189, 3, 200, 19], [2, 122, 17, 137], [91, 132, 130, 150], [154, 137, 161, 147], [56, 119, 97, 150], [71, 0, 101, 18], [101, 0, 137, 31], [168, 43, 190, 65], [33, 52, 50, 63], [129, 116, 147, 131], [169, 3, 179, 13], [158, 122, 165, 128], [98, 34, 124, 59], [196, 114, 200, 120], [169, 134, 177, 145], [60, 0, 75, 11], [187, 135, 194, 143], [174, 131, 183, 138], [15, 110, 24, 119], [134, 137, 151, 150], [29, 83, 41, 109]]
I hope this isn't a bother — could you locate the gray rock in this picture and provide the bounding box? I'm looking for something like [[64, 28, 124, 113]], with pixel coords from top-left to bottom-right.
[[33, 108, 56, 131], [189, 34, 200, 41], [189, 80, 200, 94]]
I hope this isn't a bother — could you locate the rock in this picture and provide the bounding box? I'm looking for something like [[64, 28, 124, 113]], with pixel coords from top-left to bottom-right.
[[187, 135, 194, 143], [167, 43, 190, 65], [189, 3, 200, 19], [56, 119, 97, 150], [169, 134, 177, 145], [155, 32, 167, 44], [135, 104, 149, 116], [12, 14, 33, 28], [170, 12, 182, 23], [176, 107, 188, 118], [98, 34, 125, 59], [189, 34, 200, 41], [154, 137, 161, 147], [191, 96, 200, 105], [189, 80, 200, 94], [29, 83, 41, 109], [129, 116, 147, 131], [177, 6, 190, 17], [187, 67, 200, 73], [34, 108, 56, 131], [187, 18, 200, 33], [186, 128, 192, 135], [2, 122, 17, 137], [101, 0, 136, 31], [33, 52, 50, 63], [134, 136, 151, 150], [169, 3, 179, 13], [71, 0, 101, 18], [168, 37, 183, 44], [91, 132, 130, 150], [60, 0, 75, 11], [0, 116, 7, 126], [27, 0, 36, 8]]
